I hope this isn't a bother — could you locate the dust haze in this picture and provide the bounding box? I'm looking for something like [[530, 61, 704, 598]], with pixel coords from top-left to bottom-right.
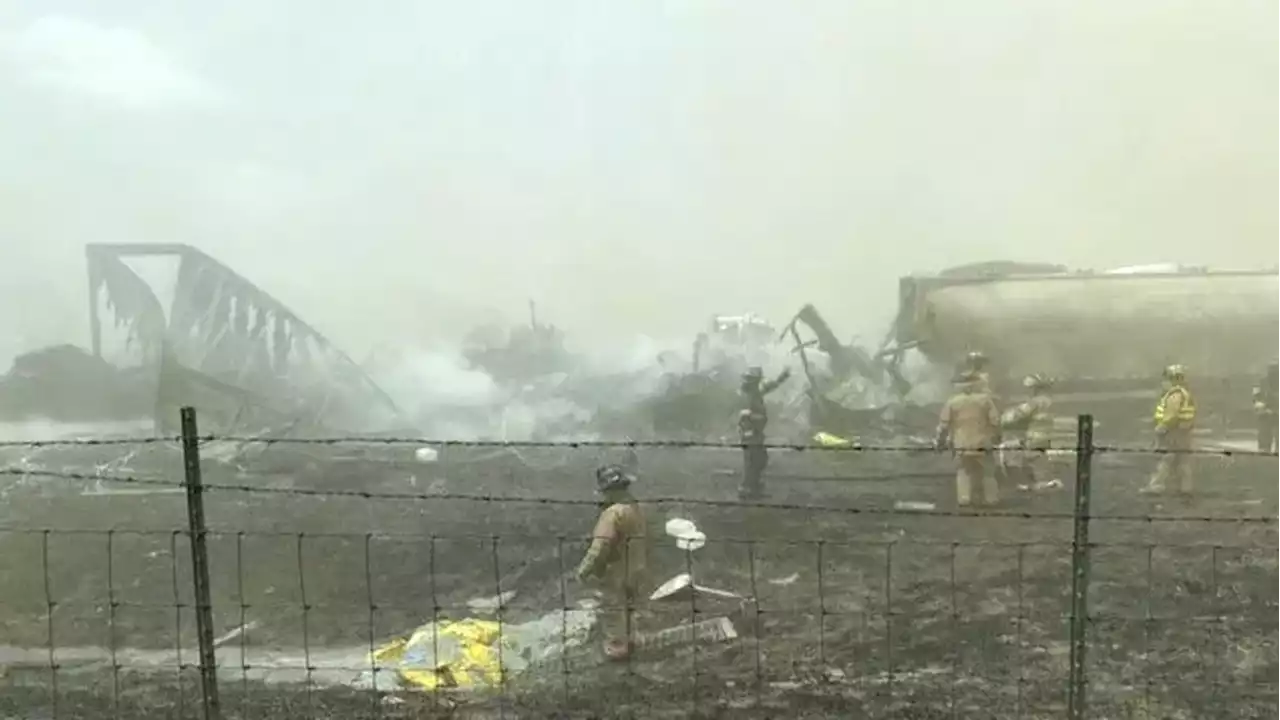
[[0, 0, 1275, 366]]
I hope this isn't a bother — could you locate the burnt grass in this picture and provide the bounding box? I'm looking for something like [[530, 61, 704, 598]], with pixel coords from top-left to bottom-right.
[[0, 443, 1276, 719]]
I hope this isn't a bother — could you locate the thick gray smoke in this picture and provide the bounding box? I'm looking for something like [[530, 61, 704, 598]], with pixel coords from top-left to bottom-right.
[[368, 332, 807, 441], [0, 2, 1274, 369], [366, 339, 672, 441]]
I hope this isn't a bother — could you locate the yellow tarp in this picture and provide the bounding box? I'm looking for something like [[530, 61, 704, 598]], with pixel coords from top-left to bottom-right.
[[812, 431, 855, 448], [370, 618, 505, 691]]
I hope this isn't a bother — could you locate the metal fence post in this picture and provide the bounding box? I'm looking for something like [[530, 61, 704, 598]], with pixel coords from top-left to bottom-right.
[[180, 407, 222, 720], [1067, 414, 1094, 720]]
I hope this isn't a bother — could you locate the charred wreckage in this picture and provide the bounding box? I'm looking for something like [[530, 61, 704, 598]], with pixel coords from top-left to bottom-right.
[[0, 246, 1273, 486]]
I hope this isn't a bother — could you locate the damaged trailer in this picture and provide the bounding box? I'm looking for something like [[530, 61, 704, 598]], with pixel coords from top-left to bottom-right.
[[778, 304, 933, 443], [889, 261, 1280, 436], [85, 243, 410, 436]]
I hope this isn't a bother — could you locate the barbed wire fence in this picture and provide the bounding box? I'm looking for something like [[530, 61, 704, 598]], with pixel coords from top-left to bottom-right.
[[0, 410, 1275, 720]]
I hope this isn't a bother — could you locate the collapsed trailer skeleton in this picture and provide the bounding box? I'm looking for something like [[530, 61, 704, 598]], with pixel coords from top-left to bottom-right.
[[85, 243, 408, 436]]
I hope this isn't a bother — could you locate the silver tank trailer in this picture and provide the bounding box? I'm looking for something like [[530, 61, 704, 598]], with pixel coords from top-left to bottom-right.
[[896, 264, 1278, 384]]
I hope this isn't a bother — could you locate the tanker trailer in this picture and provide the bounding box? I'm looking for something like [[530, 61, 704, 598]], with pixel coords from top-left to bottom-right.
[[891, 262, 1279, 440]]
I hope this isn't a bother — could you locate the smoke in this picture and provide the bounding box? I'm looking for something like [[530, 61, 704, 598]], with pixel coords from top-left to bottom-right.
[[0, 1, 1274, 368], [371, 347, 503, 412], [368, 336, 680, 440]]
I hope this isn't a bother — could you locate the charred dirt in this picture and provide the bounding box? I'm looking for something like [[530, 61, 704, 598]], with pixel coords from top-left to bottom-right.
[[0, 444, 1275, 719]]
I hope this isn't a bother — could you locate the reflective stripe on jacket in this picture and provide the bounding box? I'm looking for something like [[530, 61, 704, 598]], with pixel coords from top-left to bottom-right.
[[1003, 394, 1054, 444], [1154, 386, 1196, 428]]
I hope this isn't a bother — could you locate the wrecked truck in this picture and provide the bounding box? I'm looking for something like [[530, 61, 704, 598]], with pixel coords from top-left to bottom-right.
[[887, 261, 1280, 436], [644, 313, 798, 442]]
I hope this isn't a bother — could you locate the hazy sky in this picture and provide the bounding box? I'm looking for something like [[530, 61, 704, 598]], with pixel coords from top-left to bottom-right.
[[0, 0, 1275, 364]]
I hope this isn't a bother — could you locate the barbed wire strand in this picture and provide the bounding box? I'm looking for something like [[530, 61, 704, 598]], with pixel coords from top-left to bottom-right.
[[0, 525, 1273, 552], [3, 466, 1273, 525], [0, 434, 1274, 457]]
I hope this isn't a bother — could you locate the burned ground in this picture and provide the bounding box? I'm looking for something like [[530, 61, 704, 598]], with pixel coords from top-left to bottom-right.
[[0, 442, 1276, 719]]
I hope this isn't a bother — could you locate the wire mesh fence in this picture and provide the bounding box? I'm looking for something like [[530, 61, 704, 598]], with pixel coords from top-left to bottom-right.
[[0, 411, 1275, 720]]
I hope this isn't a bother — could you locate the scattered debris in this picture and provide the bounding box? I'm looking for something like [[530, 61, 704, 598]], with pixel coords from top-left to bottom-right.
[[462, 300, 572, 388], [767, 573, 800, 586], [0, 345, 155, 422], [1017, 479, 1063, 492], [649, 573, 742, 603], [466, 590, 518, 614], [665, 517, 707, 552], [636, 617, 738, 651], [212, 621, 259, 649]]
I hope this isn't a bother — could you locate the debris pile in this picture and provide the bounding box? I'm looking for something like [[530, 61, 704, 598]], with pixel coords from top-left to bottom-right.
[[0, 344, 154, 422]]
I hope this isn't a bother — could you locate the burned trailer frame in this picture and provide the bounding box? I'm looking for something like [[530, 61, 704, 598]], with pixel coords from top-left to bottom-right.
[[890, 262, 1280, 437], [779, 304, 932, 441], [86, 243, 409, 435]]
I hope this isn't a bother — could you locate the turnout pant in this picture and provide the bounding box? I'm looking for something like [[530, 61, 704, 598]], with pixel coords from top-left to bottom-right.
[[599, 583, 643, 660], [1259, 418, 1278, 454], [955, 450, 998, 506], [1024, 442, 1053, 485], [1148, 430, 1193, 494], [740, 444, 769, 499]]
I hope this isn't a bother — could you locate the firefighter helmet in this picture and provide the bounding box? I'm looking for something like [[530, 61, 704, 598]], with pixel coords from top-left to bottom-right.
[[595, 464, 633, 493], [1023, 373, 1053, 390]]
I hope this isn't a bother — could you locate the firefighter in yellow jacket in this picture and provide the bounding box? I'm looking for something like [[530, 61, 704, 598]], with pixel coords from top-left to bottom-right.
[[935, 370, 1002, 506], [576, 465, 649, 661], [1143, 365, 1196, 494]]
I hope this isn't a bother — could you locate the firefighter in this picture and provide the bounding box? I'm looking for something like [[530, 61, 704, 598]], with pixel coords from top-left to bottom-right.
[[935, 370, 1002, 506], [960, 351, 1003, 487], [737, 365, 791, 500], [1000, 373, 1057, 488], [1253, 362, 1278, 453], [963, 351, 993, 395], [1142, 364, 1196, 495], [575, 464, 649, 661]]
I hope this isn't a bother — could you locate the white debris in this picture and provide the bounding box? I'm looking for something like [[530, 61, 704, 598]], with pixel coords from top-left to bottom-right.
[[1017, 479, 1063, 492], [465, 590, 517, 613], [649, 573, 742, 603], [894, 500, 936, 512], [665, 517, 706, 551], [767, 573, 800, 586], [212, 620, 259, 649], [637, 616, 737, 650], [414, 447, 439, 463], [665, 517, 696, 538], [677, 531, 706, 551]]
